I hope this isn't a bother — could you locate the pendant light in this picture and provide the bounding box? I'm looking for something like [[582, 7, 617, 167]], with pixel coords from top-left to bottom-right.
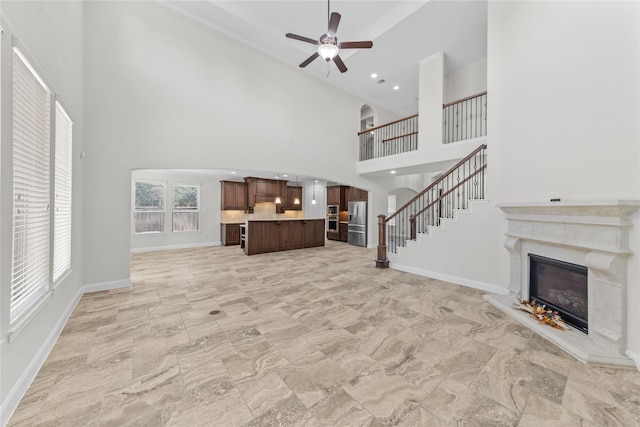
[[294, 176, 301, 205], [275, 172, 282, 204], [311, 179, 317, 204]]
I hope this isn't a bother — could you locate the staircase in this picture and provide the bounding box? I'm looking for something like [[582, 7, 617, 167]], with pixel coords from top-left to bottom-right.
[[376, 144, 487, 268]]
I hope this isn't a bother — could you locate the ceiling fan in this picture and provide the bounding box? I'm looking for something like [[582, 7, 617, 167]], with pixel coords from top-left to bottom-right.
[[285, 0, 373, 73]]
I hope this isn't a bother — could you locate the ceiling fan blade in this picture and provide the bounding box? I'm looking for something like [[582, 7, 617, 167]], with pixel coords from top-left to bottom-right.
[[286, 33, 319, 45], [333, 55, 347, 73], [300, 52, 320, 68], [327, 12, 341, 38], [339, 41, 373, 49]]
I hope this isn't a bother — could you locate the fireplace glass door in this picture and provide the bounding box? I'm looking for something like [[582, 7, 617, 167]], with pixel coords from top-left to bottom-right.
[[529, 254, 588, 333]]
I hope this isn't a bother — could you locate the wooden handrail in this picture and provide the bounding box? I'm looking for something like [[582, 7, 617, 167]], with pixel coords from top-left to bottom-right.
[[385, 143, 487, 224], [358, 92, 485, 138], [382, 131, 418, 144], [443, 91, 487, 109], [357, 114, 419, 136], [411, 165, 487, 219]]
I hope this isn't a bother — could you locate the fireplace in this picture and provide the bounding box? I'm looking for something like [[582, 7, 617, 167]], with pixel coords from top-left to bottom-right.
[[485, 200, 640, 367], [529, 254, 588, 333]]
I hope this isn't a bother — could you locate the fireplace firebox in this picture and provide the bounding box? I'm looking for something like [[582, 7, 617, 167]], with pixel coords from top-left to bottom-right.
[[529, 254, 588, 333]]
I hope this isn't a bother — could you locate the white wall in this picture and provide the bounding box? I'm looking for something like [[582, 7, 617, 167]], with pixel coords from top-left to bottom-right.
[[130, 170, 221, 252], [358, 52, 487, 176], [0, 1, 85, 423], [390, 188, 418, 209], [391, 201, 503, 294], [444, 57, 487, 104], [488, 1, 640, 360], [82, 0, 393, 286]]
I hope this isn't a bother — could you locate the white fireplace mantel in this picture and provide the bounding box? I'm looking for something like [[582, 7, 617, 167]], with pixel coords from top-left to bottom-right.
[[485, 200, 640, 367]]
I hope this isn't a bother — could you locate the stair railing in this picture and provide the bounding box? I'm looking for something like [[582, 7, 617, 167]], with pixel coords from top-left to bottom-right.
[[358, 114, 418, 161], [375, 144, 487, 268], [443, 91, 487, 144]]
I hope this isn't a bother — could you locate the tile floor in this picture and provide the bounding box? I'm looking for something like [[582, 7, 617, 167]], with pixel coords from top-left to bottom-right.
[[8, 241, 640, 426]]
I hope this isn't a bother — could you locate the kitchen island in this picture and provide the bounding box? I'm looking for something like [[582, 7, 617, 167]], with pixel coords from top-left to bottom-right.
[[243, 219, 325, 255]]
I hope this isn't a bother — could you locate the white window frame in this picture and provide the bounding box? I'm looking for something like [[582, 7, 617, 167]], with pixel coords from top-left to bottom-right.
[[53, 101, 73, 284], [10, 46, 52, 324], [172, 183, 200, 233], [132, 180, 166, 235]]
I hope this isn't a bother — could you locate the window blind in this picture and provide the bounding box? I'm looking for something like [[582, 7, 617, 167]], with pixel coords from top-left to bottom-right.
[[53, 101, 72, 283], [11, 47, 51, 322]]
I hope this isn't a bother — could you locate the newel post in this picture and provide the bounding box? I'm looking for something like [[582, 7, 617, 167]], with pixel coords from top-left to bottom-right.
[[375, 214, 390, 268]]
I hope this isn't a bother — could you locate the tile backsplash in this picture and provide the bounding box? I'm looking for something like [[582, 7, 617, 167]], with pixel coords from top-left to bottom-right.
[[220, 202, 304, 223]]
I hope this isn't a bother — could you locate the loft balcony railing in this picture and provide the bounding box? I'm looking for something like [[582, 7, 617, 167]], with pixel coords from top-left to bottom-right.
[[358, 114, 418, 161], [358, 92, 487, 161], [375, 144, 487, 268], [443, 91, 487, 144]]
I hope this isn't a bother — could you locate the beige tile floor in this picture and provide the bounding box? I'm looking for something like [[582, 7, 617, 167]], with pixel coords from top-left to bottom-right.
[[8, 241, 640, 426]]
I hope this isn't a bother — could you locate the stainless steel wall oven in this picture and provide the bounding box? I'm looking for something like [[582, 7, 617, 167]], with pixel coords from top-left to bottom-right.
[[327, 216, 338, 231]]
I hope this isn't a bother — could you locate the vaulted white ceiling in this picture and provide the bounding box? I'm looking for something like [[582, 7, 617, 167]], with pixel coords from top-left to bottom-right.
[[159, 0, 487, 117]]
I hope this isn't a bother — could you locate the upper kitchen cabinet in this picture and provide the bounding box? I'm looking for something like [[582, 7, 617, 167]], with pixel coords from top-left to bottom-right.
[[244, 177, 288, 213], [327, 185, 348, 210], [285, 186, 303, 211], [221, 181, 247, 210], [348, 186, 368, 202]]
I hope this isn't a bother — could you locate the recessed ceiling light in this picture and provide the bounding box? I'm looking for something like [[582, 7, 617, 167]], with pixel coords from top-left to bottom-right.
[[390, 170, 396, 174], [283, 174, 288, 177], [230, 171, 236, 174], [393, 85, 399, 91], [371, 73, 378, 79]]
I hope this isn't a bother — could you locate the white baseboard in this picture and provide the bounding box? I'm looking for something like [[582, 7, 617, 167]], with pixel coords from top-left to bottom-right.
[[81, 278, 131, 294], [130, 241, 220, 254], [1, 278, 131, 427], [625, 350, 640, 371], [390, 263, 509, 295]]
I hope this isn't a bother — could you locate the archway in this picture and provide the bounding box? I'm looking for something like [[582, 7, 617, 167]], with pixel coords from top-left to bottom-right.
[[360, 104, 376, 131]]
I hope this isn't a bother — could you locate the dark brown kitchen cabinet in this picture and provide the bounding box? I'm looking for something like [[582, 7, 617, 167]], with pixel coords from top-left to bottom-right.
[[279, 220, 304, 250], [339, 222, 348, 242], [285, 186, 302, 210], [245, 221, 279, 254], [348, 187, 368, 202], [276, 180, 288, 214], [244, 219, 325, 255], [244, 177, 288, 213], [327, 230, 340, 241], [327, 185, 348, 210], [305, 220, 327, 247], [221, 223, 241, 246], [221, 181, 247, 210]]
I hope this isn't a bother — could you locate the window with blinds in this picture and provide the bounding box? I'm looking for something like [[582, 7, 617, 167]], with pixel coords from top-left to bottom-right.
[[11, 47, 52, 322], [53, 101, 73, 283], [173, 184, 199, 232]]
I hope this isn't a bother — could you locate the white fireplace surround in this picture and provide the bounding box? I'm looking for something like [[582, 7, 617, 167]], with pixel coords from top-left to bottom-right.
[[485, 200, 640, 367]]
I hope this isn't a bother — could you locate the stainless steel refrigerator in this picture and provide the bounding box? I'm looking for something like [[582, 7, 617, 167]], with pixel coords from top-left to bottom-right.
[[347, 201, 367, 247]]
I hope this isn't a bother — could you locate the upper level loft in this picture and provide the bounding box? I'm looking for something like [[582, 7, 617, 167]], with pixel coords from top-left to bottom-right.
[[358, 91, 486, 161], [357, 54, 487, 177]]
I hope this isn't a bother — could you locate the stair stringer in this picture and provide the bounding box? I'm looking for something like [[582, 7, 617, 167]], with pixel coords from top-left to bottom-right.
[[388, 199, 507, 295]]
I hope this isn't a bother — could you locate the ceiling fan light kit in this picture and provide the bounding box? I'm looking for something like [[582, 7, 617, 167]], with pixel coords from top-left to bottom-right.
[[285, 0, 373, 74], [317, 41, 339, 61]]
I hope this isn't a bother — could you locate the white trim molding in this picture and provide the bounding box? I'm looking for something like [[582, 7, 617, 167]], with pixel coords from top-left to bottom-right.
[[1, 279, 132, 427], [494, 199, 640, 367], [390, 263, 509, 296], [130, 241, 219, 253]]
